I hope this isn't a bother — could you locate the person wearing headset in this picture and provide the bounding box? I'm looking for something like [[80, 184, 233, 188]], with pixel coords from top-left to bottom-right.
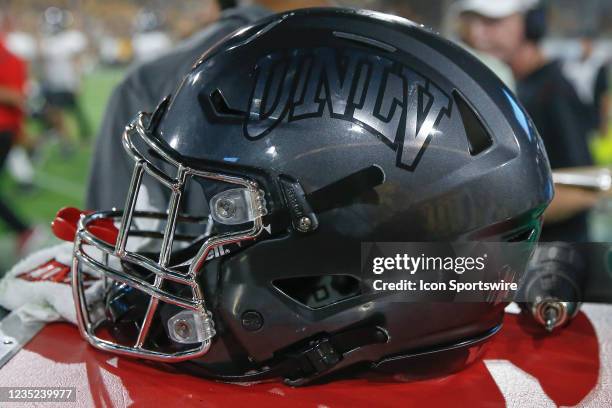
[[456, 0, 599, 242]]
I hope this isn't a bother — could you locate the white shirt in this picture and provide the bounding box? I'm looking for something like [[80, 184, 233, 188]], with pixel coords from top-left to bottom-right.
[[5, 31, 38, 61], [131, 31, 172, 63], [563, 54, 608, 105], [40, 30, 88, 92]]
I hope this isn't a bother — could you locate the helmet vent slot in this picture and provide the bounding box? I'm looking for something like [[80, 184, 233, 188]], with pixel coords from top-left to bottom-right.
[[207, 88, 246, 119], [452, 90, 493, 156], [273, 275, 362, 309]]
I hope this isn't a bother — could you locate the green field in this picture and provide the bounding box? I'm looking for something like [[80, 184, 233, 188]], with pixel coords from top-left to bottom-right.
[[0, 68, 125, 267]]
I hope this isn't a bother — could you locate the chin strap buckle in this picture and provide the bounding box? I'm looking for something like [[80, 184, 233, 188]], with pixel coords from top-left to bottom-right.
[[285, 326, 388, 386], [296, 337, 342, 377], [197, 326, 388, 386]]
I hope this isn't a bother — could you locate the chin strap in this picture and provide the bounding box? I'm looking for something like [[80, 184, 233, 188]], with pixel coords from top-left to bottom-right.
[[282, 325, 388, 386], [278, 165, 386, 234], [179, 325, 388, 386]]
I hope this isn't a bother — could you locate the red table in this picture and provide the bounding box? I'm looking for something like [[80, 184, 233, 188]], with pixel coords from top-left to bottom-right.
[[1, 304, 610, 407]]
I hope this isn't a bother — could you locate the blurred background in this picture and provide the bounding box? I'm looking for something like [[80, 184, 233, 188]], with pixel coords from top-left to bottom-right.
[[0, 0, 610, 270]]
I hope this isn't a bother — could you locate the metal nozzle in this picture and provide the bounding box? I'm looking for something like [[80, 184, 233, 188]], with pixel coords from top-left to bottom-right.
[[543, 305, 559, 332], [532, 300, 579, 332]]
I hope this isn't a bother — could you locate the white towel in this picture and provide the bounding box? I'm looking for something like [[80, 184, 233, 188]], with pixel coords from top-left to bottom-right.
[[0, 243, 103, 324]]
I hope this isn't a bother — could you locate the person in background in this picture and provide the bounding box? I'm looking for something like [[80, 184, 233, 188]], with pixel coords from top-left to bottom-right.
[[563, 34, 610, 137], [594, 61, 610, 138], [87, 0, 336, 218], [86, 0, 261, 210], [0, 12, 33, 252], [1, 11, 36, 189], [4, 25, 37, 63], [455, 0, 599, 242], [87, 0, 335, 212], [39, 6, 91, 145], [445, 3, 516, 91], [131, 9, 173, 64], [595, 62, 610, 137], [87, 0, 330, 211]]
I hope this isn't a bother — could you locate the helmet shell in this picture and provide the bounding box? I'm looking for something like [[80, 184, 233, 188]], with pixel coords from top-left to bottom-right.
[[145, 8, 553, 381]]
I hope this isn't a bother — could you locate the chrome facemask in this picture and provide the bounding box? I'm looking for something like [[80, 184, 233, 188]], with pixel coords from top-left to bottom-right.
[[72, 111, 267, 362]]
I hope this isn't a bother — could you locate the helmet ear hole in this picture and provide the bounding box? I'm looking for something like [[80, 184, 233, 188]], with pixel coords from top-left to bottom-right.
[[273, 275, 362, 309]]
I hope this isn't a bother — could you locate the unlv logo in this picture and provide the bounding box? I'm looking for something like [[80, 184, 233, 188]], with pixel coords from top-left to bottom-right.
[[246, 47, 452, 170]]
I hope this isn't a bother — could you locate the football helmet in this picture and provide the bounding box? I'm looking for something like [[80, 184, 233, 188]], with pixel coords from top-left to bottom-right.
[[65, 8, 553, 385]]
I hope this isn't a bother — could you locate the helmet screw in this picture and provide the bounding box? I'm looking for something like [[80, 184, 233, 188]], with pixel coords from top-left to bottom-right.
[[297, 217, 312, 232], [241, 310, 263, 332], [173, 320, 191, 339], [216, 197, 237, 219]]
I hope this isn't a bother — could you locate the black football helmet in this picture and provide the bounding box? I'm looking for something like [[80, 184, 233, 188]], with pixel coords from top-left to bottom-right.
[[69, 8, 553, 385]]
